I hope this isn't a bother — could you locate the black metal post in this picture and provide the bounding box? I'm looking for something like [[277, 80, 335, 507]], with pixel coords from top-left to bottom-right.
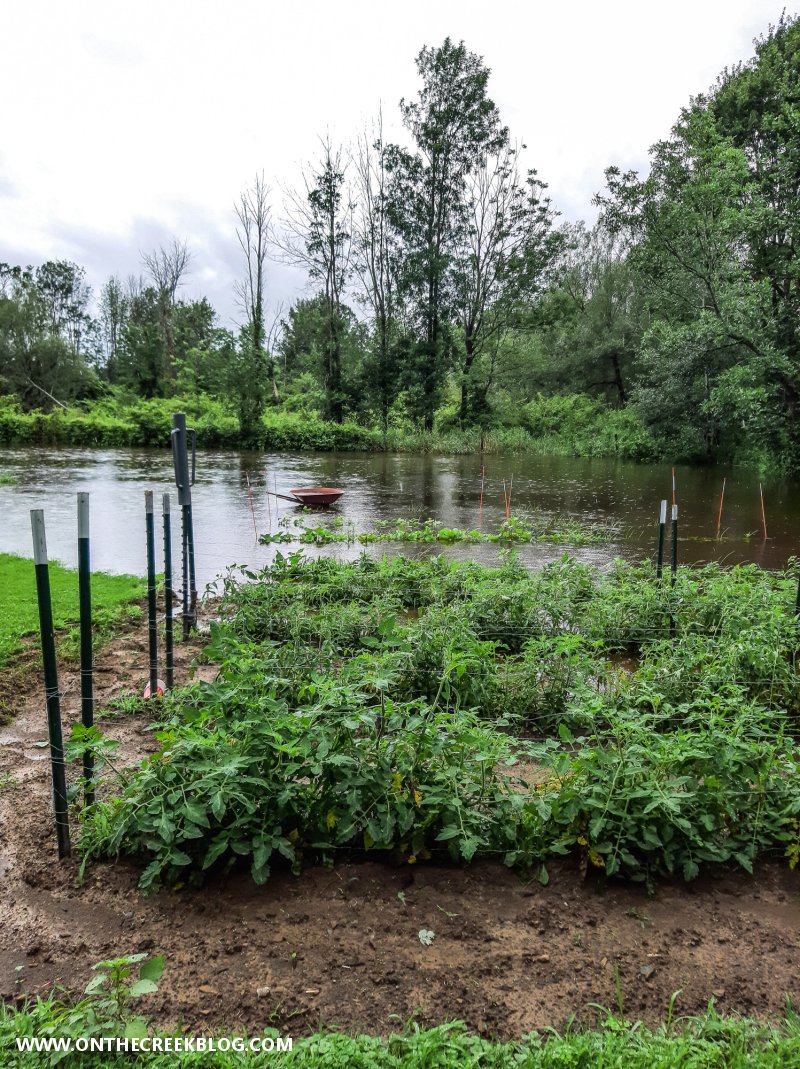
[[30, 510, 71, 858], [145, 491, 158, 698], [669, 504, 678, 638], [656, 500, 666, 581], [670, 504, 678, 585], [77, 493, 94, 805], [187, 498, 197, 629], [181, 503, 189, 640], [163, 493, 174, 691], [171, 413, 197, 638]]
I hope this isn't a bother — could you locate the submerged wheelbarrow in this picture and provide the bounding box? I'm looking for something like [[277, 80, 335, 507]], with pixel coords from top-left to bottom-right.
[[266, 486, 344, 507]]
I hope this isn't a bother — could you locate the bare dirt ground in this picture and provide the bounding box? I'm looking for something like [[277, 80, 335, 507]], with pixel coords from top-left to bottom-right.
[[1, 612, 799, 1038]]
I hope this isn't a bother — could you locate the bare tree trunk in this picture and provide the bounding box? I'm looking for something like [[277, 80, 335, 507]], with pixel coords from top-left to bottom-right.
[[142, 239, 191, 384], [610, 350, 627, 405]]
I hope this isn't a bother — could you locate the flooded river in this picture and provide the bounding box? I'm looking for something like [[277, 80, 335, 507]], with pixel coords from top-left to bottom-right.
[[0, 447, 798, 586]]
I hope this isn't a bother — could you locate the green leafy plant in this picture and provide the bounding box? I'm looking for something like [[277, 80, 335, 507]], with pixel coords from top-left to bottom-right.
[[77, 551, 800, 892], [7, 953, 165, 1063]]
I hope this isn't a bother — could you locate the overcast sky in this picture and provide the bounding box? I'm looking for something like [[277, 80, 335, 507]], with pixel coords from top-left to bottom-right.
[[0, 0, 788, 329]]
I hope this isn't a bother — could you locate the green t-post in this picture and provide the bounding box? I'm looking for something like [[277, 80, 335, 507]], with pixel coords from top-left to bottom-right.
[[30, 509, 71, 858], [163, 493, 174, 690], [145, 491, 158, 699], [77, 492, 94, 805]]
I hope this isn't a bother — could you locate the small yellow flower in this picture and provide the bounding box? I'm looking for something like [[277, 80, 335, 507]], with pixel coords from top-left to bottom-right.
[[326, 810, 337, 830]]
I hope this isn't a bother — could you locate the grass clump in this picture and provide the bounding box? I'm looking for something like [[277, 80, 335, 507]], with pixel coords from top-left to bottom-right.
[[2, 952, 800, 1067], [3, 991, 800, 1067], [0, 553, 144, 668], [260, 514, 619, 549]]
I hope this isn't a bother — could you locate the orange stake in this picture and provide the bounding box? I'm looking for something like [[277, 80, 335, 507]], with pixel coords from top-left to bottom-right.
[[264, 467, 272, 530], [245, 471, 257, 537], [479, 466, 485, 526], [760, 482, 768, 540], [715, 478, 726, 540], [507, 475, 513, 520]]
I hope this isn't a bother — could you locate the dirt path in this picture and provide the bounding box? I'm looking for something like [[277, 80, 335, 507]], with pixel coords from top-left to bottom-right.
[[1, 615, 799, 1038]]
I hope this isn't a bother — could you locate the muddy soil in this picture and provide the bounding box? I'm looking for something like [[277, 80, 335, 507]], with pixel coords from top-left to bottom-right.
[[1, 613, 799, 1038]]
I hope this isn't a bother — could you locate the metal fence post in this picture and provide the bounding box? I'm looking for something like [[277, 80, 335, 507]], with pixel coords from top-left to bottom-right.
[[171, 413, 197, 638], [656, 500, 667, 581], [30, 510, 71, 858], [163, 493, 174, 690], [77, 493, 94, 805], [145, 491, 158, 698]]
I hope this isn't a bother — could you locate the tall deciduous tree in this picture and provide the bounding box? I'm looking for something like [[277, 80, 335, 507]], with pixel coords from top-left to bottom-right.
[[280, 138, 352, 422], [99, 275, 128, 381], [531, 221, 642, 406], [34, 260, 93, 358], [387, 38, 508, 430], [452, 143, 558, 422], [141, 238, 191, 384], [599, 15, 800, 465], [234, 172, 278, 401], [352, 112, 403, 432], [0, 262, 91, 407]]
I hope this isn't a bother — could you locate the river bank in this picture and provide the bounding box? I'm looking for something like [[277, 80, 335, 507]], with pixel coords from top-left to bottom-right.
[[0, 394, 655, 459]]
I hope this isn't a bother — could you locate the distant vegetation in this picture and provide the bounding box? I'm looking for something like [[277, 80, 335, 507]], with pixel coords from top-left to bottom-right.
[[0, 391, 652, 457], [2, 17, 799, 471]]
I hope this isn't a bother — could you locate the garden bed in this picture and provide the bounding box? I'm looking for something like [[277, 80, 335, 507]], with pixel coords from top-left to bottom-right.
[[1, 553, 799, 1040]]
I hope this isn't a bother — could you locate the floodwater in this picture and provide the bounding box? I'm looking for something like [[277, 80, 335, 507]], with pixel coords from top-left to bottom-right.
[[0, 447, 797, 586]]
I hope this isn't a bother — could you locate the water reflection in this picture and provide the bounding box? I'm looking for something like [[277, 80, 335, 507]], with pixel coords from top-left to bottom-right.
[[0, 446, 797, 587]]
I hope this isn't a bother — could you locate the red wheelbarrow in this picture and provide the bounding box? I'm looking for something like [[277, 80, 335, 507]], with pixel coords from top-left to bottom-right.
[[267, 486, 344, 507]]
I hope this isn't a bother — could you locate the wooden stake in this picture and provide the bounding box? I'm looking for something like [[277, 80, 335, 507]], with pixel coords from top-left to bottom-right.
[[760, 483, 768, 540], [716, 478, 726, 540], [245, 471, 257, 537], [264, 467, 272, 530]]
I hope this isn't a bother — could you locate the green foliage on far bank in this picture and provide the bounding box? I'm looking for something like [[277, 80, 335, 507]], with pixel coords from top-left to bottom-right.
[[4, 20, 800, 474], [0, 392, 657, 458]]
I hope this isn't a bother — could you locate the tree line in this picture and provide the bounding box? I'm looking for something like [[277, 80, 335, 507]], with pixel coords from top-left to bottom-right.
[[2, 17, 799, 470]]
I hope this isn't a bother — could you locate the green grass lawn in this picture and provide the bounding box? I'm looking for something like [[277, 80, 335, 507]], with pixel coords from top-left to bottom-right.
[[3, 1013, 800, 1068], [0, 553, 145, 667]]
